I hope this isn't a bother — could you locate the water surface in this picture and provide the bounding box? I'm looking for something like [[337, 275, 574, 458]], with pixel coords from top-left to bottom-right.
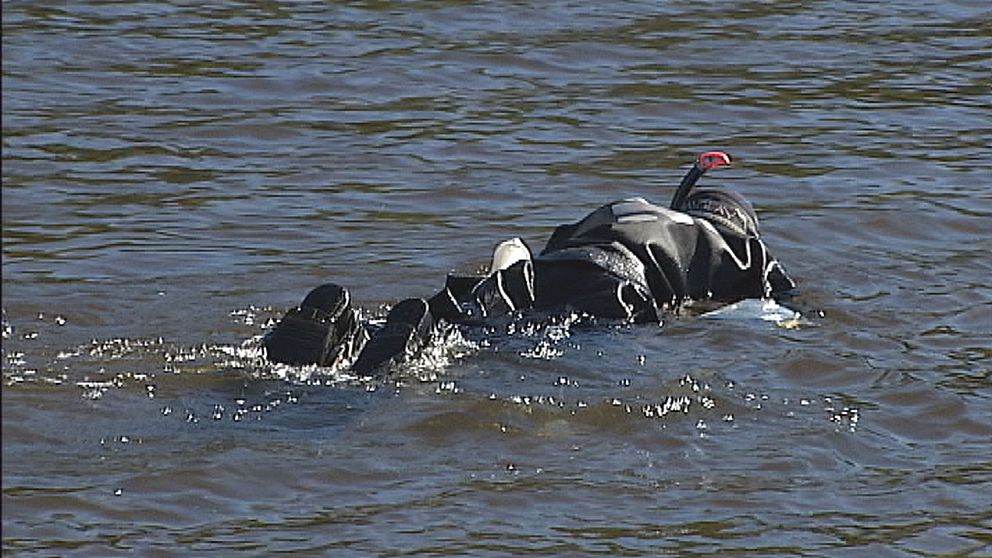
[[3, 1, 991, 556]]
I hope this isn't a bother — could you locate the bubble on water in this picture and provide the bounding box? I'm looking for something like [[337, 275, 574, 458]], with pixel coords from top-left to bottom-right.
[[520, 339, 563, 360], [41, 374, 64, 385], [680, 375, 702, 392], [642, 395, 692, 418], [435, 380, 459, 394], [1, 319, 12, 339], [86, 337, 167, 361], [830, 406, 860, 433], [230, 306, 260, 326], [77, 379, 114, 400]]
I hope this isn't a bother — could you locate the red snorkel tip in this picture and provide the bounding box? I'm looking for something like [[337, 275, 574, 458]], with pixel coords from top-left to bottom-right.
[[697, 151, 732, 171]]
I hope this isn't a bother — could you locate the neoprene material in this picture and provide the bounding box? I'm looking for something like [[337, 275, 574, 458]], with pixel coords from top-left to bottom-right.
[[425, 195, 793, 324], [263, 283, 367, 367], [682, 188, 759, 238], [539, 197, 793, 308], [351, 298, 434, 374], [264, 176, 796, 372]]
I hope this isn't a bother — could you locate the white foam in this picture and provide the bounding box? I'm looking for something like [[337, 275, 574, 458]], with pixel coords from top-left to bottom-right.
[[700, 298, 802, 326]]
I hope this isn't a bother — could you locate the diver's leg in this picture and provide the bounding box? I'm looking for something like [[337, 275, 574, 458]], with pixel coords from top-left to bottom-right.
[[428, 257, 536, 325], [263, 283, 368, 367], [352, 297, 434, 374], [532, 260, 659, 323], [470, 259, 535, 319], [427, 238, 533, 323]]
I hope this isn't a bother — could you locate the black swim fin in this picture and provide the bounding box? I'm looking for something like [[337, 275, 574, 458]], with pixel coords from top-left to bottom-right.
[[263, 283, 367, 367], [352, 298, 434, 375]]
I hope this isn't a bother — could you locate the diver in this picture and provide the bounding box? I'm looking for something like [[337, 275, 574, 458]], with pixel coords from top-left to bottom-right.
[[262, 151, 797, 374]]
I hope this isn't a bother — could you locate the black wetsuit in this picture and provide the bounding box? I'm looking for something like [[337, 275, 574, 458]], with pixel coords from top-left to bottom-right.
[[264, 196, 796, 371], [429, 197, 795, 325]]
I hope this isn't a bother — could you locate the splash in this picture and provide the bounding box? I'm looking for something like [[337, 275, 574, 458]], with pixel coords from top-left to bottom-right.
[[700, 298, 805, 328]]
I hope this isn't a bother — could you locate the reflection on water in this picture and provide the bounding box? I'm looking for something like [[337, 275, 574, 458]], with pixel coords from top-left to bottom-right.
[[3, 1, 991, 556]]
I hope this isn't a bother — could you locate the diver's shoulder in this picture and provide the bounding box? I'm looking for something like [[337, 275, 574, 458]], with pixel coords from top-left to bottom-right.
[[607, 197, 695, 226]]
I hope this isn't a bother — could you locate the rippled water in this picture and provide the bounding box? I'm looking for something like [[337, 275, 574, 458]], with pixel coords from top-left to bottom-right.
[[3, 1, 991, 556]]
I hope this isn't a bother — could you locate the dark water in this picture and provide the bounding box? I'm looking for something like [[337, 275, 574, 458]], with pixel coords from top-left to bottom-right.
[[3, 1, 991, 556]]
